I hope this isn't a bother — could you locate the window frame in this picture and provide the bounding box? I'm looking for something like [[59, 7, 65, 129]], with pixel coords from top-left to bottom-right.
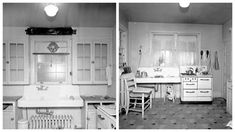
[[30, 36, 72, 85], [150, 31, 201, 66]]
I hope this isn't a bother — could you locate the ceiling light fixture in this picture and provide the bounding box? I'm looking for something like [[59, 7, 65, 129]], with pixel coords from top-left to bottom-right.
[[179, 1, 190, 8], [44, 4, 58, 17]]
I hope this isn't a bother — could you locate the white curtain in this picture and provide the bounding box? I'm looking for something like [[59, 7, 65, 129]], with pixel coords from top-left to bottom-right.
[[151, 33, 199, 67], [177, 35, 198, 66]]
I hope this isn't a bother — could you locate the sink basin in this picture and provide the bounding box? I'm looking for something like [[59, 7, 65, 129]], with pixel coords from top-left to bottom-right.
[[18, 85, 84, 108], [18, 96, 84, 108]]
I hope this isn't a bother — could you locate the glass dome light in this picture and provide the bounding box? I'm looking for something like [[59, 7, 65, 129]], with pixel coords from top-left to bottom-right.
[[179, 1, 190, 8], [44, 4, 58, 17]]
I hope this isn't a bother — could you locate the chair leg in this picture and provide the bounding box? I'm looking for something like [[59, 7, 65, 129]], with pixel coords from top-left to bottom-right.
[[142, 94, 144, 118], [126, 98, 129, 115], [134, 99, 137, 108], [150, 92, 152, 108]]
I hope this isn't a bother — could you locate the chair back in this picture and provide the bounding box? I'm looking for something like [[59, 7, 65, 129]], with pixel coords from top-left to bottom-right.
[[122, 73, 137, 91]]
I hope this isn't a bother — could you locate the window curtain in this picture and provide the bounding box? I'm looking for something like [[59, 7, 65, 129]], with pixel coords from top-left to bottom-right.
[[151, 33, 199, 67], [151, 34, 177, 66], [177, 35, 198, 66]]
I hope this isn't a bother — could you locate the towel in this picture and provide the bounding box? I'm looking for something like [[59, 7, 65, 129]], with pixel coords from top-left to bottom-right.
[[106, 65, 112, 86], [214, 51, 220, 70]]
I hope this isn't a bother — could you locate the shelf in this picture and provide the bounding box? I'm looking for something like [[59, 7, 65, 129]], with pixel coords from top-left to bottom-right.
[[33, 53, 70, 55]]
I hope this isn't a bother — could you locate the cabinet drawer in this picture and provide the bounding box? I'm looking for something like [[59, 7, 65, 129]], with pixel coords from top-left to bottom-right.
[[197, 90, 212, 97], [97, 109, 109, 129], [198, 78, 212, 89], [183, 82, 197, 89], [183, 90, 197, 96]]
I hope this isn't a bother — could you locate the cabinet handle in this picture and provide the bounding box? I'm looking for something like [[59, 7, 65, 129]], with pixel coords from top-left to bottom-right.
[[200, 91, 209, 93], [186, 83, 195, 85], [91, 61, 95, 64], [200, 79, 210, 81], [98, 115, 105, 120], [186, 91, 195, 93], [111, 124, 116, 129]]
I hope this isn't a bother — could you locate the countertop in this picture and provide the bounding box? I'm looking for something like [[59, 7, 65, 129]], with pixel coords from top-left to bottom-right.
[[81, 96, 115, 102], [181, 74, 213, 78], [3, 96, 22, 102]]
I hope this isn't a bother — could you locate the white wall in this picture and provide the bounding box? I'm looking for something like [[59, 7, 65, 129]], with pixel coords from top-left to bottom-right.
[[128, 22, 224, 97], [222, 19, 232, 98]]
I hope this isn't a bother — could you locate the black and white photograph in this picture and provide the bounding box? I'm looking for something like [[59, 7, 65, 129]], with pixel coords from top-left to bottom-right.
[[1, 0, 234, 131], [2, 3, 116, 129], [119, 2, 232, 129]]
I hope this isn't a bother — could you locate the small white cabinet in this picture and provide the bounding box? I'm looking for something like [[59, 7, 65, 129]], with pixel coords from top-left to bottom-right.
[[72, 39, 111, 84], [81, 96, 115, 129], [3, 96, 23, 129], [97, 105, 116, 129]]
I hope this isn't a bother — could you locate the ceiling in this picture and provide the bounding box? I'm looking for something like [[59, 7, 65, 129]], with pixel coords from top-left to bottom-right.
[[3, 3, 116, 27], [120, 3, 232, 24]]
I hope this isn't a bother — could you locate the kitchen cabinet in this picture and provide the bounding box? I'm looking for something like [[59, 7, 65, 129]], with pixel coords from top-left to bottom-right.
[[72, 39, 111, 84], [3, 27, 29, 85], [97, 105, 116, 129], [81, 96, 115, 129], [3, 96, 23, 129], [181, 76, 213, 102], [3, 42, 29, 84]]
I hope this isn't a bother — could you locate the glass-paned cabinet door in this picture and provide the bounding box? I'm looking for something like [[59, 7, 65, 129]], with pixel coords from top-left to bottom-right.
[[9, 43, 24, 82], [75, 42, 92, 83], [3, 42, 28, 84], [94, 42, 108, 83], [3, 43, 7, 83]]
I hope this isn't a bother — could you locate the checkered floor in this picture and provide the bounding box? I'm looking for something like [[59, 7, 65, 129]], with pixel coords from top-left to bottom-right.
[[119, 98, 232, 129]]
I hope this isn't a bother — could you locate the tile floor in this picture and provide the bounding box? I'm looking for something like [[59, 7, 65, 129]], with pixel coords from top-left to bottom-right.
[[119, 98, 232, 129]]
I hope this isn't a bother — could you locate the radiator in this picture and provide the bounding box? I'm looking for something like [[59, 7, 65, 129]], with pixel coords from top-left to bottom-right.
[[29, 115, 73, 129]]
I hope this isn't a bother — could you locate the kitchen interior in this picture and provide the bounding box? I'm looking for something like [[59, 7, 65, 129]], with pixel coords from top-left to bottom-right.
[[119, 3, 232, 129], [2, 3, 116, 129]]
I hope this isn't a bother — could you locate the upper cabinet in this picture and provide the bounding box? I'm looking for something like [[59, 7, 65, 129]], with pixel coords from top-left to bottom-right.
[[72, 39, 111, 84], [3, 27, 29, 84]]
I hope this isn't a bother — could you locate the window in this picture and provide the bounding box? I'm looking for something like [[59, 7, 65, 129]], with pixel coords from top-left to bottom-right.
[[151, 32, 200, 66], [36, 55, 68, 83]]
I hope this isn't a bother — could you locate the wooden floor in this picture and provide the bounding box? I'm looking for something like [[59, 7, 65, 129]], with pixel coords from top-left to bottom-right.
[[119, 98, 232, 129]]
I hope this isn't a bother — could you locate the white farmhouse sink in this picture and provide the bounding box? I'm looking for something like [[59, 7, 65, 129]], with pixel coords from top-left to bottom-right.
[[18, 85, 84, 108]]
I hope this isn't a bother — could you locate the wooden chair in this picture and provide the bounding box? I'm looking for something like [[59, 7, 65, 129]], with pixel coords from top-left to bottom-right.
[[124, 73, 153, 118]]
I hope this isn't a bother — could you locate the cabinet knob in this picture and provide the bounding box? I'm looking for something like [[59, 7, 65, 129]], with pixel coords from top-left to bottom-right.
[[111, 124, 116, 129], [91, 61, 95, 64], [6, 61, 9, 64], [11, 118, 14, 121], [98, 115, 105, 120]]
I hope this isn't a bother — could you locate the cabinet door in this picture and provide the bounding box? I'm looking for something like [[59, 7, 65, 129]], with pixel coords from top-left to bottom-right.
[[94, 42, 108, 84], [3, 42, 29, 84], [9, 42, 28, 84], [3, 111, 15, 129], [73, 42, 92, 84], [3, 43, 7, 83]]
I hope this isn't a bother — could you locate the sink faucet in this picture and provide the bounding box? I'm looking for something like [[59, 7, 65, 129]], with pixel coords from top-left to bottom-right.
[[36, 83, 48, 91]]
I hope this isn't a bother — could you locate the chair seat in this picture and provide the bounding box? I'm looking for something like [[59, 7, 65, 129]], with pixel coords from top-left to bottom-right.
[[129, 93, 150, 98], [132, 88, 152, 93]]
